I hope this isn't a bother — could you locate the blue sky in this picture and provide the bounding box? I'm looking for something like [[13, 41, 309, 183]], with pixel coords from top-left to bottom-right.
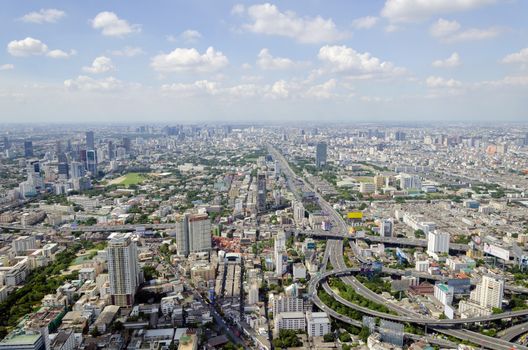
[[0, 0, 527, 123]]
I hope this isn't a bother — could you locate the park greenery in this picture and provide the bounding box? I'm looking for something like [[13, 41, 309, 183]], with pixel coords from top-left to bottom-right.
[[0, 240, 97, 339], [328, 278, 394, 314], [272, 329, 303, 348]]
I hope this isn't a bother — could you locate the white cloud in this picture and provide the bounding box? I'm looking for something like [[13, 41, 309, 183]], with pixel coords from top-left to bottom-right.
[[477, 75, 528, 87], [501, 48, 528, 64], [47, 49, 76, 59], [430, 19, 460, 37], [426, 76, 462, 88], [447, 27, 501, 42], [167, 30, 202, 43], [161, 80, 219, 96], [231, 4, 245, 16], [351, 16, 378, 29], [239, 3, 349, 44], [269, 80, 290, 98], [7, 37, 48, 56], [0, 64, 14, 71], [432, 52, 461, 68], [381, 0, 497, 23], [91, 11, 140, 37], [181, 30, 202, 43], [110, 46, 145, 57], [159, 78, 338, 101], [305, 79, 337, 99], [151, 47, 228, 73], [20, 9, 66, 24], [83, 56, 115, 74], [317, 45, 405, 78], [429, 19, 501, 42], [384, 24, 400, 33], [7, 37, 74, 59], [64, 75, 124, 92], [257, 49, 297, 70]]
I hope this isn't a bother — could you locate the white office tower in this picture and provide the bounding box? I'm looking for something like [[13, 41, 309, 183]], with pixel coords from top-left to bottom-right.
[[471, 275, 504, 309], [427, 230, 450, 255], [400, 173, 422, 190], [274, 160, 281, 178], [272, 295, 304, 315], [175, 213, 212, 257], [70, 161, 84, 179], [292, 200, 305, 224], [379, 219, 393, 237], [275, 231, 287, 277], [107, 232, 140, 307], [306, 311, 331, 337]]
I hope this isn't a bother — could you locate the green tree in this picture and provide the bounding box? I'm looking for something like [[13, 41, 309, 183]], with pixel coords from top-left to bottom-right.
[[359, 326, 370, 342], [323, 333, 335, 342]]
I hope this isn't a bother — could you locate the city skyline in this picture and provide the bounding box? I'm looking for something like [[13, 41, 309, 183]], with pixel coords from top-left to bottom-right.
[[1, 0, 528, 123]]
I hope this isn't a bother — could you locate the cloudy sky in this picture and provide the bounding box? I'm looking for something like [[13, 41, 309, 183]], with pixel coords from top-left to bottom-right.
[[0, 0, 527, 123]]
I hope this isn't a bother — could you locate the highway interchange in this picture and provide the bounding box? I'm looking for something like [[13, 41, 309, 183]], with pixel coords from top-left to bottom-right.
[[270, 144, 528, 350]]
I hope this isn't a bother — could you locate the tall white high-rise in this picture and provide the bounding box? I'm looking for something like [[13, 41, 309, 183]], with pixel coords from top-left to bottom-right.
[[427, 230, 450, 255], [175, 213, 211, 256], [107, 232, 140, 307], [292, 200, 305, 224], [275, 231, 286, 277], [471, 275, 504, 309]]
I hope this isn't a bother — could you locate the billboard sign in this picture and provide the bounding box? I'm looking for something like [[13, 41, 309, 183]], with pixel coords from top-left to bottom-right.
[[348, 212, 363, 220], [483, 242, 510, 261]]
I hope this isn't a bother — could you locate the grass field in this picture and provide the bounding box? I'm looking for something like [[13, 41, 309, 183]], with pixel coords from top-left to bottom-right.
[[120, 173, 147, 186], [108, 172, 147, 186]]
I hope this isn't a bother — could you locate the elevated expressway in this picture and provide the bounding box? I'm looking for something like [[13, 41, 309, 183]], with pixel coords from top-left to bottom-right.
[[270, 144, 528, 350]]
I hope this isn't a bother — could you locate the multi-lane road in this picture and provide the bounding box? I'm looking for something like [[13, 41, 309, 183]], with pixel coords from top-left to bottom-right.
[[271, 144, 528, 350]]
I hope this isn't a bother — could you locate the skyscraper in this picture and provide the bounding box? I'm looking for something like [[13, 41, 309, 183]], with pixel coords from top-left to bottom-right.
[[2, 136, 10, 150], [275, 231, 286, 277], [315, 142, 327, 168], [55, 141, 62, 157], [58, 163, 69, 179], [175, 213, 211, 256], [69, 161, 84, 179], [107, 232, 140, 307], [86, 131, 95, 150], [86, 149, 97, 175], [257, 172, 267, 213], [24, 140, 34, 158], [123, 137, 131, 154], [107, 141, 115, 160]]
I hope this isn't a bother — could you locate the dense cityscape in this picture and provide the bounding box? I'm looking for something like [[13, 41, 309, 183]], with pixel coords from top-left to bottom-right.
[[0, 124, 527, 350], [2, 0, 528, 349]]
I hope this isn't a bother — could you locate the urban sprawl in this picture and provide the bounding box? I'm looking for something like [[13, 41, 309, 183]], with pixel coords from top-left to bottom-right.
[[0, 124, 528, 350]]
